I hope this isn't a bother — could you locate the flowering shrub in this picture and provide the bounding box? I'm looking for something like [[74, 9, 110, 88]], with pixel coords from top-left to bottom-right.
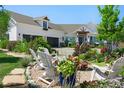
[[73, 43, 90, 56], [100, 47, 108, 54], [77, 60, 89, 70]]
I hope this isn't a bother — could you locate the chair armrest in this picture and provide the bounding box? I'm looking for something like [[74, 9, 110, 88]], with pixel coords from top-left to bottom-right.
[[92, 64, 112, 72], [105, 69, 114, 73]]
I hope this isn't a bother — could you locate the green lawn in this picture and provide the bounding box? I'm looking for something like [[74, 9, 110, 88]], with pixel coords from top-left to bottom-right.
[[90, 60, 108, 67], [93, 62, 107, 67], [0, 50, 23, 86]]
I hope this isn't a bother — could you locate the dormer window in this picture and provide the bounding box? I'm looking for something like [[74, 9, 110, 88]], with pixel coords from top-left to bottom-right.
[[43, 21, 48, 30]]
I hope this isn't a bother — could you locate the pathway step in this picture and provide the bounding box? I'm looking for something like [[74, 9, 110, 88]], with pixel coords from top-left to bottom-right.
[[9, 68, 25, 75], [2, 68, 26, 87]]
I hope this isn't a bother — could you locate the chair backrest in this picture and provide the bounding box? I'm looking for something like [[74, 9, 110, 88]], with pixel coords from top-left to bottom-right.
[[29, 48, 39, 62], [38, 52, 56, 80], [111, 57, 124, 71], [109, 57, 124, 78], [43, 48, 50, 55], [37, 51, 51, 67]]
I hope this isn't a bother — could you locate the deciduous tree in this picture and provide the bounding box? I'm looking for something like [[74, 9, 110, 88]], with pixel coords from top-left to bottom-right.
[[0, 6, 10, 39], [97, 5, 124, 51]]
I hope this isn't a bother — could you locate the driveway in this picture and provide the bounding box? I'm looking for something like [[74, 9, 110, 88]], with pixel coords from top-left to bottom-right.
[[54, 47, 74, 57]]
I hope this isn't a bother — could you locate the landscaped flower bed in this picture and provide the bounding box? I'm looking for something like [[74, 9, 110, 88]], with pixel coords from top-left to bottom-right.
[[78, 79, 124, 88]]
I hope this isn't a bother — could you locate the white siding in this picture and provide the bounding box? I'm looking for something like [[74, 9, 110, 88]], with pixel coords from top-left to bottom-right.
[[17, 23, 64, 43], [8, 24, 18, 41]]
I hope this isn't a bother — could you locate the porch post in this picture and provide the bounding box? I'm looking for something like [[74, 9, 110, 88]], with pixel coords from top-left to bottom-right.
[[87, 35, 90, 43], [76, 33, 79, 45]]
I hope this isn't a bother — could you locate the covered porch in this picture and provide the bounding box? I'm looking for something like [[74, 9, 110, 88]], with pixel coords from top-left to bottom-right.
[[76, 31, 89, 45]]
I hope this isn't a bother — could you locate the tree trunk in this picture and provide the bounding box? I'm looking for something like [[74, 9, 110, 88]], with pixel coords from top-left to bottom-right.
[[106, 41, 112, 52], [112, 41, 118, 50]]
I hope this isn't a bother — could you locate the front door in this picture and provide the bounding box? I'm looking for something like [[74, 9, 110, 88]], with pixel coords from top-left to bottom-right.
[[78, 35, 86, 45]]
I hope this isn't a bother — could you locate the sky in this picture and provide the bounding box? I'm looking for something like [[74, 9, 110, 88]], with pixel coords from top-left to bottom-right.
[[4, 5, 124, 24]]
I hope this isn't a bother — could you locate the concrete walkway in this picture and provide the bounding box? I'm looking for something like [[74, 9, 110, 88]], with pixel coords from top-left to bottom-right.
[[0, 48, 30, 58], [0, 48, 74, 58]]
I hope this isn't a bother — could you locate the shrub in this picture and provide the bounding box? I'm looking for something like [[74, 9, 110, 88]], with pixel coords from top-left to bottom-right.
[[78, 54, 86, 60], [14, 40, 29, 53], [88, 49, 97, 56], [68, 41, 76, 48], [78, 50, 97, 61], [113, 48, 124, 57], [0, 38, 9, 49], [79, 42, 90, 54], [73, 43, 90, 56], [79, 79, 121, 88], [57, 60, 76, 78], [118, 66, 124, 78], [77, 60, 89, 70], [96, 53, 105, 62], [97, 44, 104, 48], [20, 57, 32, 67], [100, 47, 108, 54], [73, 44, 80, 56], [28, 37, 52, 53], [6, 41, 17, 51]]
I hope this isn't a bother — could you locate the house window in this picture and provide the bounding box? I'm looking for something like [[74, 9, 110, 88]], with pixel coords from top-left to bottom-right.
[[90, 36, 93, 42], [90, 36, 96, 43], [43, 21, 48, 30]]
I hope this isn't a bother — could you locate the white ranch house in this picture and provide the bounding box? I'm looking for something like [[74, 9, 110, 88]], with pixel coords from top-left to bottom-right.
[[8, 11, 98, 47]]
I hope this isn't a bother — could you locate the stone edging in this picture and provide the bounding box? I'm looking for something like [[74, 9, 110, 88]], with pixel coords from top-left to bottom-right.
[[25, 65, 39, 88]]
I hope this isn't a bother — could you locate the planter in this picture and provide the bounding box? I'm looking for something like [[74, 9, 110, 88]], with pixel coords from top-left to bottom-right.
[[59, 72, 76, 87]]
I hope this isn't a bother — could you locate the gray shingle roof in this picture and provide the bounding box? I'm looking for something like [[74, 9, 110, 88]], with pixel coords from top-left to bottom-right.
[[57, 24, 82, 33], [9, 11, 38, 26], [9, 11, 97, 34]]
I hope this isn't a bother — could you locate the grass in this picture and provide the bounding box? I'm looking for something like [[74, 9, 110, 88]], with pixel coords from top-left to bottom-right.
[[0, 50, 23, 87], [93, 62, 107, 67], [90, 60, 107, 67]]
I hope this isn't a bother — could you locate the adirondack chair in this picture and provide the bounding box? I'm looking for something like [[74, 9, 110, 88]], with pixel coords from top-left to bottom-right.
[[29, 48, 46, 69], [91, 57, 124, 81], [36, 52, 58, 87]]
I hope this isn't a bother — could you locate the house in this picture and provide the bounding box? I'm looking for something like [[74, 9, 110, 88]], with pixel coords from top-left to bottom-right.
[[8, 11, 98, 47]]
